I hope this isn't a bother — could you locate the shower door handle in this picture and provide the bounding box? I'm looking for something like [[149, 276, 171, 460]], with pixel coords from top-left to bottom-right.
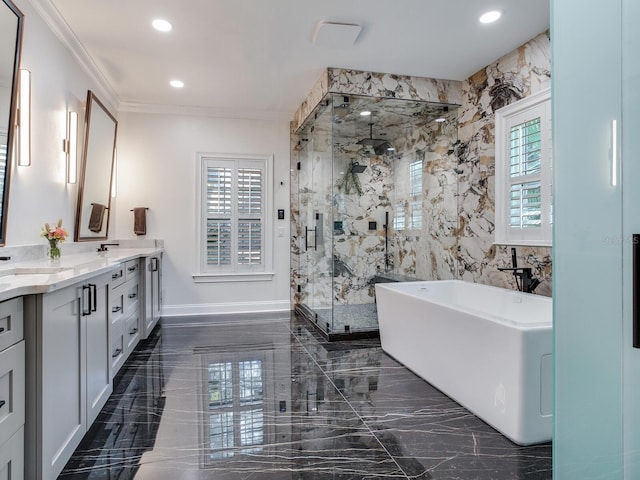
[[633, 234, 640, 348], [305, 227, 317, 251]]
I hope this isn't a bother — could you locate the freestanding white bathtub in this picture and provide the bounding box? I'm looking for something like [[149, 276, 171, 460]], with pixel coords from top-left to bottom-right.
[[375, 280, 552, 445]]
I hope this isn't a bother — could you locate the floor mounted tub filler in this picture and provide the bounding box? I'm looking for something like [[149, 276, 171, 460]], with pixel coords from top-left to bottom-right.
[[375, 280, 552, 445]]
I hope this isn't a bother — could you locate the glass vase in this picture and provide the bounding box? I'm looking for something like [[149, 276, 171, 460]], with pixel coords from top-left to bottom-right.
[[48, 240, 61, 262]]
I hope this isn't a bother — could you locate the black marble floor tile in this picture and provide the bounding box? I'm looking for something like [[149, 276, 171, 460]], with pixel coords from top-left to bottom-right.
[[58, 313, 551, 480]]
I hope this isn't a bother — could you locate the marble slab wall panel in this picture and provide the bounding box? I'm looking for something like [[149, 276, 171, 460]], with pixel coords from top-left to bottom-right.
[[291, 69, 330, 134], [456, 31, 551, 295], [327, 68, 463, 106], [389, 109, 459, 281], [291, 68, 463, 134]]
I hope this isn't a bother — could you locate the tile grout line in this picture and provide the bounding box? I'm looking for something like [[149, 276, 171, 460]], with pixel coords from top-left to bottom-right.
[[287, 321, 415, 480]]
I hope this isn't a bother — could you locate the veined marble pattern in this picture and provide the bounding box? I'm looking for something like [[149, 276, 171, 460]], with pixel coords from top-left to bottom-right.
[[291, 68, 462, 134], [456, 31, 552, 294], [291, 31, 552, 322], [59, 314, 552, 479], [328, 68, 462, 106]]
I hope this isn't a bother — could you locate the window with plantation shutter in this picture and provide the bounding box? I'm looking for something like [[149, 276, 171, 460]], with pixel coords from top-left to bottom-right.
[[495, 89, 552, 246], [196, 153, 273, 281]]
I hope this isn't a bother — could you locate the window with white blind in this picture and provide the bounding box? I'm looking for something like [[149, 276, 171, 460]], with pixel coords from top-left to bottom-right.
[[495, 89, 552, 246], [196, 153, 273, 282]]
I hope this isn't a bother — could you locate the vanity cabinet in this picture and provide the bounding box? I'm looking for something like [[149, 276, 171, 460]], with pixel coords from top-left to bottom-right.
[[0, 298, 25, 480], [142, 254, 162, 339], [110, 259, 142, 377], [25, 271, 112, 480]]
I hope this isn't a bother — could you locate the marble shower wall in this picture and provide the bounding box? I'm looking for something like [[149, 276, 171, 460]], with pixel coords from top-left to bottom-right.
[[389, 107, 459, 281], [291, 68, 462, 133], [291, 31, 553, 310], [456, 31, 552, 295]]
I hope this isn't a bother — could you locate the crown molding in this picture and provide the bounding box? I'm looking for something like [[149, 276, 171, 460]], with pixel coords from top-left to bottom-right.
[[25, 0, 120, 110], [119, 101, 293, 122]]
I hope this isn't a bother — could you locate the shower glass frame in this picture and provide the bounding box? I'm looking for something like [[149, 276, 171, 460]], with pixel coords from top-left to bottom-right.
[[298, 93, 460, 337]]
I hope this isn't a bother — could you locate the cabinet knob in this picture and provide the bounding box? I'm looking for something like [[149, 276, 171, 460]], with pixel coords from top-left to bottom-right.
[[112, 306, 122, 313], [112, 348, 122, 358], [128, 293, 137, 299], [0, 400, 5, 409], [127, 266, 137, 272], [112, 272, 123, 279], [0, 327, 4, 333], [129, 327, 138, 335]]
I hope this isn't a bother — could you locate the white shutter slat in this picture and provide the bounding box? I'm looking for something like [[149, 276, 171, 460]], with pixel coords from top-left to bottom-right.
[[237, 220, 262, 265]]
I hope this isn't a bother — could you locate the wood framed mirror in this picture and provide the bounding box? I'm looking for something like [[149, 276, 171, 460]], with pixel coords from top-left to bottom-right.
[[74, 90, 118, 241], [0, 0, 24, 246]]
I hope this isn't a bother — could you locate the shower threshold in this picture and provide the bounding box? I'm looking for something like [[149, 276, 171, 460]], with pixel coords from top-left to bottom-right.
[[294, 303, 380, 341]]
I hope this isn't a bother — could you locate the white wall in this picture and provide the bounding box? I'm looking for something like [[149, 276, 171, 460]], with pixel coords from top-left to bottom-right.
[[5, 0, 292, 316], [7, 0, 118, 246], [115, 112, 291, 316]]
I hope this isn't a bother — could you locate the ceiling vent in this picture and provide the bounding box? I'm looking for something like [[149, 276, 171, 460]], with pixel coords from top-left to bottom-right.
[[312, 21, 362, 48]]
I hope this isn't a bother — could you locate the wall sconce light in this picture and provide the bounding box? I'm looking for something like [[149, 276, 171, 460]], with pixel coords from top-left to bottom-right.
[[17, 69, 31, 166], [63, 111, 78, 183], [111, 148, 117, 197]]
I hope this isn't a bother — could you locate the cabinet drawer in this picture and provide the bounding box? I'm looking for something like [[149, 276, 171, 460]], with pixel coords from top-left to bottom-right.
[[110, 265, 126, 288], [124, 282, 139, 312], [110, 284, 125, 323], [124, 260, 140, 283], [125, 315, 141, 354], [0, 297, 23, 352], [0, 341, 25, 447], [0, 426, 24, 480], [110, 318, 126, 375]]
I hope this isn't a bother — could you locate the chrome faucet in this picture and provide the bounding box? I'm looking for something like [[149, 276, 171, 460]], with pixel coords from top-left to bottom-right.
[[499, 248, 541, 293]]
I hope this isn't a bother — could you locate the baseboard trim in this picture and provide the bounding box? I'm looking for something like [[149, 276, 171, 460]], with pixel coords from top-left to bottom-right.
[[161, 300, 291, 317]]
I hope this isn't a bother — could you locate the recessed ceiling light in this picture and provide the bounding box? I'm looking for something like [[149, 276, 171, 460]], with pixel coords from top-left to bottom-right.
[[479, 10, 502, 24], [152, 19, 172, 32], [360, 111, 371, 116], [170, 80, 184, 88], [435, 117, 446, 123]]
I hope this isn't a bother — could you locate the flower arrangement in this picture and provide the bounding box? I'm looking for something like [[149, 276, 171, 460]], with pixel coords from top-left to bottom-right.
[[41, 219, 69, 260]]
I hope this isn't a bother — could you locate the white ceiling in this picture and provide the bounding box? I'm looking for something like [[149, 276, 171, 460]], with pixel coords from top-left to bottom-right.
[[46, 0, 550, 119]]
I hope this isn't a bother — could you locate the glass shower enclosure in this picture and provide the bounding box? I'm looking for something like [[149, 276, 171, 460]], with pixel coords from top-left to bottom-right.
[[296, 94, 459, 339]]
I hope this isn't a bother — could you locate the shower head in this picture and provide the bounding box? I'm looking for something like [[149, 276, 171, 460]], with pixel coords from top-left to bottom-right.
[[358, 123, 394, 155], [350, 162, 367, 173]]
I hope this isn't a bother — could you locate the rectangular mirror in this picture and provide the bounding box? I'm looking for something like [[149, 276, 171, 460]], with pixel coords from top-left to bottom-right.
[[0, 0, 24, 246], [75, 90, 118, 241]]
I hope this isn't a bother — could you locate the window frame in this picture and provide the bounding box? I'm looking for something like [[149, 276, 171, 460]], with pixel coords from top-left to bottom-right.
[[194, 152, 274, 283], [494, 88, 552, 247]]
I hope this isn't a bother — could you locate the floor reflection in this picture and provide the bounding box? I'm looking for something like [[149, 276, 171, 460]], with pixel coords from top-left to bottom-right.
[[58, 314, 551, 480]]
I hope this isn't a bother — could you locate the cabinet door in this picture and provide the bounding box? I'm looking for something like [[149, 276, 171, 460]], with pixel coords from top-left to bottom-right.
[[85, 274, 112, 425], [41, 285, 86, 480], [0, 341, 25, 447], [0, 427, 24, 480]]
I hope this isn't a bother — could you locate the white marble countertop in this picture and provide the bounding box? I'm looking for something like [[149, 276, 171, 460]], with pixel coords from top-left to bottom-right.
[[0, 247, 163, 302]]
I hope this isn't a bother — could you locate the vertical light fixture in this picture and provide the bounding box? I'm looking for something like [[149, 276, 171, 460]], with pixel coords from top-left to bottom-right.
[[64, 111, 78, 183], [111, 148, 117, 197], [611, 119, 618, 187], [17, 69, 31, 166]]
